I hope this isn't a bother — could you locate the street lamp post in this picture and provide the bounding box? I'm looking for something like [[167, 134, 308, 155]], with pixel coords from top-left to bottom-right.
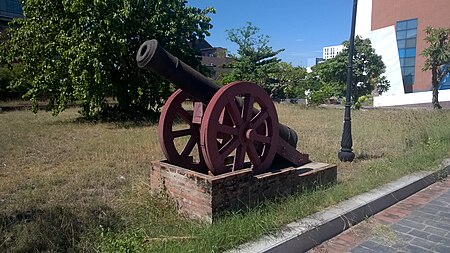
[[338, 0, 358, 162]]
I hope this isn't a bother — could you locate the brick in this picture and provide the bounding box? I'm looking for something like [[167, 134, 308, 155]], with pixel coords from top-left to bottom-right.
[[404, 244, 433, 253], [349, 245, 378, 253], [424, 225, 449, 237], [391, 223, 413, 234], [433, 244, 450, 253], [359, 240, 395, 252], [409, 210, 444, 221], [394, 231, 414, 242], [409, 237, 438, 249], [408, 229, 431, 239], [397, 219, 426, 230], [427, 234, 447, 244], [419, 206, 441, 215], [150, 160, 337, 222], [424, 219, 450, 231]]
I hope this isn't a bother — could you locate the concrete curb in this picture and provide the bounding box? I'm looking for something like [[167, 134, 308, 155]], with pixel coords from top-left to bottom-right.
[[229, 158, 450, 253]]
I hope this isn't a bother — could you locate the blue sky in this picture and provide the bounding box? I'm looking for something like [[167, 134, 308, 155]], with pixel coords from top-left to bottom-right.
[[188, 0, 354, 66]]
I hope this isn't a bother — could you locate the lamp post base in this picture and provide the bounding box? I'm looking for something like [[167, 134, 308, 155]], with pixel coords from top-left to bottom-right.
[[338, 150, 355, 162]]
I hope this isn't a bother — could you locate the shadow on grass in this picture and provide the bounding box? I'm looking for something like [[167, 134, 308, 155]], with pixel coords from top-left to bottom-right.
[[355, 152, 384, 161], [0, 204, 122, 252]]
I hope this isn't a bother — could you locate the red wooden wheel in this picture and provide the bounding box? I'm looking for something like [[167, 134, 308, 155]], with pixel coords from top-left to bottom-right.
[[200, 81, 279, 175], [158, 89, 206, 172]]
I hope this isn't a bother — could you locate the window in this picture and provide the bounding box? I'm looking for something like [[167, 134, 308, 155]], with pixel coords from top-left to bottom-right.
[[396, 18, 418, 93]]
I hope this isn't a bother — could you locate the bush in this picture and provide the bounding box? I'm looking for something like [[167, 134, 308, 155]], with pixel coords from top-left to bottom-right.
[[0, 64, 25, 100], [307, 84, 340, 106]]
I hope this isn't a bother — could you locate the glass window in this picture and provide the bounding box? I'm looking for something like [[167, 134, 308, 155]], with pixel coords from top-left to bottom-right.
[[405, 38, 416, 48], [397, 30, 407, 39], [403, 75, 414, 86], [396, 18, 418, 89], [404, 48, 416, 57], [407, 19, 418, 29], [402, 67, 415, 76], [397, 39, 406, 49], [397, 21, 407, 31], [406, 29, 417, 38], [403, 57, 416, 67]]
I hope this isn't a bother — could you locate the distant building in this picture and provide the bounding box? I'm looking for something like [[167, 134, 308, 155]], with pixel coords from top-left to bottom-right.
[[0, 0, 23, 32], [194, 39, 234, 79], [307, 57, 324, 67], [356, 0, 450, 107], [323, 45, 344, 60]]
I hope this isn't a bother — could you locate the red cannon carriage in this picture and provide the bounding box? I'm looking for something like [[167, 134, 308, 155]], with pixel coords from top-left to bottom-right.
[[136, 39, 309, 175]]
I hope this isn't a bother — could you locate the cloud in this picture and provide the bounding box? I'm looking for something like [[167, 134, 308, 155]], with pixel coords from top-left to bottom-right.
[[295, 38, 305, 42]]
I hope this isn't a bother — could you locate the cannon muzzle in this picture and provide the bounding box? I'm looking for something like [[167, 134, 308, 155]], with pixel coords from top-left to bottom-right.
[[137, 39, 218, 105]]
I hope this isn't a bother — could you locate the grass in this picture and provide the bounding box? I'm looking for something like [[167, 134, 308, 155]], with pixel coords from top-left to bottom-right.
[[1, 105, 450, 252]]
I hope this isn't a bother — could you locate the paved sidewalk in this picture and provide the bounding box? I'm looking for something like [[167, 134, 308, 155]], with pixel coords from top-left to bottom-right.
[[310, 178, 450, 253]]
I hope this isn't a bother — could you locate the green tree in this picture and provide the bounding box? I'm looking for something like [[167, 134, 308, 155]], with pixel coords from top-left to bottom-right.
[[421, 26, 450, 109], [268, 62, 307, 99], [308, 36, 389, 105], [221, 22, 284, 95], [0, 0, 214, 119]]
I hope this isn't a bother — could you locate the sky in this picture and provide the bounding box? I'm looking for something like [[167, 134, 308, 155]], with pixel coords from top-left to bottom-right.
[[188, 0, 354, 66]]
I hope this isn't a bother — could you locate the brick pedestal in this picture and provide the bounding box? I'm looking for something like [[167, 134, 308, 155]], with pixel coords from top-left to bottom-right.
[[150, 161, 337, 223]]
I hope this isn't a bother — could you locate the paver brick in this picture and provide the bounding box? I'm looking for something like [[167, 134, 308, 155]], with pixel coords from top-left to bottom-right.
[[394, 231, 414, 242], [397, 219, 427, 230], [349, 245, 377, 253], [423, 225, 448, 237], [309, 179, 450, 253], [427, 234, 447, 243], [359, 240, 395, 252], [408, 229, 431, 239], [424, 219, 450, 230], [409, 237, 439, 249], [390, 223, 413, 233], [404, 244, 433, 253], [433, 244, 450, 253]]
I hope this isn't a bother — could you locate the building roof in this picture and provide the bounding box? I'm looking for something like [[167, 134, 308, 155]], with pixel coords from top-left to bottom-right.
[[201, 56, 234, 67], [194, 39, 213, 51]]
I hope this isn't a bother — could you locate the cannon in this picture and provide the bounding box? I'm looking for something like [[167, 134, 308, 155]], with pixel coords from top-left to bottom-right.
[[136, 39, 309, 175]]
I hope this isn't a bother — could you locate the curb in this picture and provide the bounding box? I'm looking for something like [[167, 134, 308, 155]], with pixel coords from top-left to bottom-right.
[[229, 158, 450, 253]]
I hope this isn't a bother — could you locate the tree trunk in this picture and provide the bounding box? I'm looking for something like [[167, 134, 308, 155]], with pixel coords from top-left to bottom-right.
[[432, 67, 442, 109]]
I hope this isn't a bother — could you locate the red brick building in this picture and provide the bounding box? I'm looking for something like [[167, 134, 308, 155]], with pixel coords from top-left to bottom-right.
[[371, 0, 450, 93]]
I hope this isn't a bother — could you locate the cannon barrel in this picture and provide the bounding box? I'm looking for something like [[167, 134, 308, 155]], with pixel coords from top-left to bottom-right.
[[136, 39, 298, 148]]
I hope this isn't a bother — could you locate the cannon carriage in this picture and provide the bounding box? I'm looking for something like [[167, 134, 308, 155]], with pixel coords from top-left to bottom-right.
[[136, 39, 309, 176]]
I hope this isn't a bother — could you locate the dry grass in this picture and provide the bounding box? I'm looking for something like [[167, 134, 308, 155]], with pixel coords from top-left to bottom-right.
[[1, 105, 450, 252]]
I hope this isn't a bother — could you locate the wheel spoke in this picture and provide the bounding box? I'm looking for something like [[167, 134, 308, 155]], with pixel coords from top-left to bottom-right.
[[181, 136, 196, 157], [251, 109, 268, 129], [233, 145, 245, 171], [197, 139, 205, 164], [242, 95, 254, 122], [217, 124, 239, 136], [219, 138, 241, 160], [172, 128, 193, 138], [252, 133, 271, 144], [176, 107, 193, 125], [226, 96, 244, 126], [246, 143, 261, 166]]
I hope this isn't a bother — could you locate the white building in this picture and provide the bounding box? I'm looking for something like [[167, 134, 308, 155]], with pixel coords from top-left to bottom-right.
[[323, 45, 344, 60]]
